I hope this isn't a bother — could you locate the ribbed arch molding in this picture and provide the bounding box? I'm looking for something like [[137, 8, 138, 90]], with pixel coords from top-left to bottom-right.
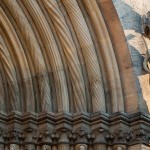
[[0, 0, 124, 114]]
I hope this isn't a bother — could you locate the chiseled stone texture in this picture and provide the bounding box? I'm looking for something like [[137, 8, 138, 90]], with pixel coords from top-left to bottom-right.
[[128, 144, 150, 150], [113, 0, 150, 112]]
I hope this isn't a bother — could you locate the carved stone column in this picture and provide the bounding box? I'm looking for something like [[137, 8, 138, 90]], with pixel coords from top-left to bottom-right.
[[75, 144, 88, 150], [22, 126, 38, 150], [113, 145, 126, 150], [57, 130, 70, 150], [10, 144, 19, 150], [0, 130, 5, 150], [37, 127, 53, 150], [0, 144, 4, 149], [69, 133, 76, 150], [36, 146, 40, 150], [20, 145, 24, 150], [58, 144, 69, 150], [94, 144, 106, 150], [128, 144, 150, 150], [112, 130, 127, 150], [107, 147, 112, 150], [93, 129, 109, 150], [51, 133, 59, 150], [4, 145, 9, 150], [52, 145, 57, 150], [24, 144, 35, 150], [73, 127, 89, 148], [42, 145, 51, 150]]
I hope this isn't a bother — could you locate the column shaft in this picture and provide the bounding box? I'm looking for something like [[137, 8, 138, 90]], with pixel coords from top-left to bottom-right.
[[94, 144, 106, 150]]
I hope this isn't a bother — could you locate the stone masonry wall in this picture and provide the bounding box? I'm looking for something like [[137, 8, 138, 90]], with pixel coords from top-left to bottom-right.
[[113, 0, 150, 112]]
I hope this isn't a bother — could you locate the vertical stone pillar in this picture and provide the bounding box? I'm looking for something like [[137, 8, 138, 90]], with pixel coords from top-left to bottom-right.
[[51, 132, 59, 150], [36, 146, 40, 150], [58, 144, 70, 150], [20, 145, 24, 150], [58, 132, 70, 150], [69, 134, 76, 150], [70, 146, 74, 150], [24, 144, 35, 150], [107, 146, 112, 150], [52, 145, 57, 150], [93, 129, 107, 150], [75, 144, 88, 150], [128, 144, 150, 150], [93, 144, 106, 150], [88, 145, 93, 150], [10, 144, 19, 150], [42, 145, 51, 150], [113, 145, 126, 150], [0, 144, 4, 150], [5, 145, 9, 150]]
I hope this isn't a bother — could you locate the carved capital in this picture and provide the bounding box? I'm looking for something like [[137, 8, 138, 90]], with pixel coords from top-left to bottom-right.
[[72, 127, 89, 144], [38, 127, 53, 144], [113, 129, 128, 144], [3, 128, 22, 144], [22, 127, 38, 144], [51, 132, 60, 145], [57, 128, 71, 144], [105, 132, 115, 145], [93, 128, 107, 144]]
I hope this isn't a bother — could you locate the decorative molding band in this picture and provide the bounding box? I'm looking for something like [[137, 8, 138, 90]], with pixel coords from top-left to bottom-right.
[[0, 111, 149, 148]]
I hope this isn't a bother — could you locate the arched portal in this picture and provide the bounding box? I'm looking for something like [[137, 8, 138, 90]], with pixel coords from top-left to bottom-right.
[[0, 0, 149, 149]]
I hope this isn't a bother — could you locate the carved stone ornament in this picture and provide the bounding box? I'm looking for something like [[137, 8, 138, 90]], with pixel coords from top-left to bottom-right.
[[0, 112, 148, 148], [142, 12, 150, 38]]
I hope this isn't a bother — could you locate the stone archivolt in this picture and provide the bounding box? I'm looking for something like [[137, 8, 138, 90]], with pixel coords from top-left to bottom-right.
[[0, 0, 150, 149], [0, 0, 123, 114]]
